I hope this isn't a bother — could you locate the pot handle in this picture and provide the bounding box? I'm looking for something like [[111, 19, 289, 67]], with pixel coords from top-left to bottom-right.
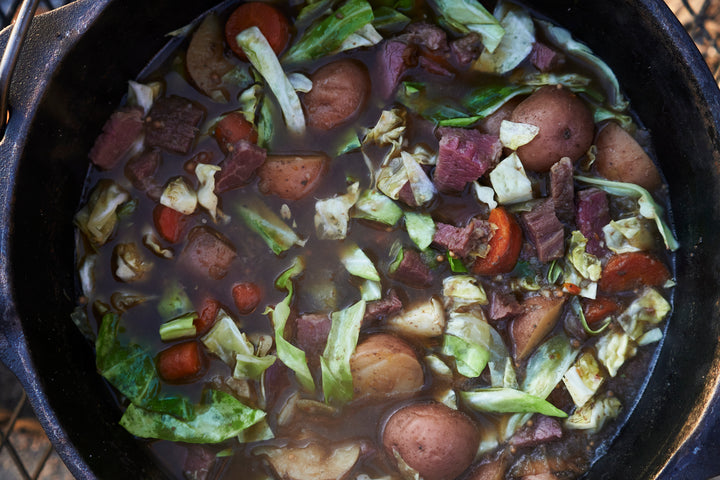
[[0, 0, 40, 137]]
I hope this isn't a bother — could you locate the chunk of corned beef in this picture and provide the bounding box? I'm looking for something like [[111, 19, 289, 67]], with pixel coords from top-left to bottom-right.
[[179, 226, 237, 279], [451, 32, 483, 65], [489, 290, 522, 320], [263, 362, 291, 410], [214, 140, 267, 193], [376, 39, 417, 99], [363, 289, 403, 325], [550, 157, 575, 223], [418, 55, 454, 77], [510, 415, 563, 448], [124, 149, 160, 193], [89, 107, 145, 170], [434, 128, 502, 192], [145, 95, 205, 154], [183, 446, 216, 480], [576, 188, 611, 256], [391, 249, 433, 288], [521, 199, 565, 262], [529, 42, 565, 72], [295, 313, 331, 358], [433, 218, 492, 258], [404, 23, 449, 52]]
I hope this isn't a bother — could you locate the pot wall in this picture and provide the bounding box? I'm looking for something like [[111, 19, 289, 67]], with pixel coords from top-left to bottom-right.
[[0, 1, 719, 479]]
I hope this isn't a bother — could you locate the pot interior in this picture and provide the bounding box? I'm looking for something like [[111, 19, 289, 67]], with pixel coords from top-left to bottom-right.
[[5, 0, 720, 478]]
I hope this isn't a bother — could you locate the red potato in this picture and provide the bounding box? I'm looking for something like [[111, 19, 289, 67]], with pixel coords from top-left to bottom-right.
[[350, 334, 424, 399], [232, 282, 262, 314], [225, 2, 290, 61], [511, 295, 566, 360], [599, 252, 671, 292], [303, 59, 371, 130], [157, 341, 205, 383], [511, 85, 595, 172], [471, 207, 523, 275], [257, 153, 329, 200], [383, 402, 479, 480], [179, 226, 237, 280], [214, 112, 258, 152], [153, 204, 189, 244], [594, 121, 662, 191], [186, 13, 235, 101]]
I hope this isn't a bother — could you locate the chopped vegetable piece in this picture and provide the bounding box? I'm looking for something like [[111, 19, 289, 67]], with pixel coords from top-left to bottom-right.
[[321, 300, 366, 404], [225, 2, 290, 61], [201, 312, 254, 365], [489, 153, 534, 205], [603, 216, 656, 254], [616, 287, 671, 341], [157, 280, 194, 321], [404, 211, 436, 250], [387, 297, 445, 338], [74, 180, 130, 246], [340, 242, 381, 281], [258, 154, 329, 201], [159, 313, 198, 342], [427, 0, 505, 53], [461, 388, 568, 417], [153, 204, 189, 244], [596, 330, 637, 377], [565, 395, 622, 434], [161, 177, 198, 215], [314, 182, 361, 240], [352, 189, 403, 226], [214, 112, 258, 150], [232, 282, 262, 314], [157, 341, 205, 382], [562, 351, 604, 408], [471, 207, 522, 275], [187, 14, 235, 102], [236, 196, 305, 255], [236, 27, 306, 136], [599, 252, 671, 293], [473, 2, 534, 74], [442, 334, 490, 377]]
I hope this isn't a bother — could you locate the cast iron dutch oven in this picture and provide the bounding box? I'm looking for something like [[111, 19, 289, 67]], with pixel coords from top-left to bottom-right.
[[0, 0, 719, 478]]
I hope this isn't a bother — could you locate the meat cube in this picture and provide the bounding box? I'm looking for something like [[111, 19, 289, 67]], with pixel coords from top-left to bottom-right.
[[521, 199, 565, 262], [363, 289, 403, 325], [179, 226, 237, 279], [391, 249, 433, 289], [575, 188, 611, 256], [434, 128, 502, 192], [529, 42, 565, 72], [295, 313, 332, 358], [145, 95, 205, 154], [550, 157, 575, 223], [215, 140, 267, 193], [418, 55, 454, 77], [451, 32, 483, 65], [125, 149, 160, 193], [89, 107, 144, 170], [488, 290, 522, 321], [433, 219, 492, 259], [404, 22, 449, 52], [376, 39, 417, 99], [510, 415, 563, 448]]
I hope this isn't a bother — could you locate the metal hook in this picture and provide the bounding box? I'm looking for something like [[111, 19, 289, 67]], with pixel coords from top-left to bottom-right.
[[0, 0, 40, 138]]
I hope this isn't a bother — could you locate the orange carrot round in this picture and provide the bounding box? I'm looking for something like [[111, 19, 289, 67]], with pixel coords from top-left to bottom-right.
[[157, 341, 205, 383], [153, 204, 188, 244], [599, 252, 671, 292], [225, 2, 290, 61], [214, 112, 258, 152], [232, 282, 262, 314], [471, 207, 522, 275]]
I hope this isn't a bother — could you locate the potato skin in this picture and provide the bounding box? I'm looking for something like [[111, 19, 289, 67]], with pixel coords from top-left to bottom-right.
[[350, 333, 424, 399], [594, 121, 662, 190], [511, 85, 594, 172], [383, 402, 479, 480], [303, 59, 371, 130], [257, 154, 329, 200]]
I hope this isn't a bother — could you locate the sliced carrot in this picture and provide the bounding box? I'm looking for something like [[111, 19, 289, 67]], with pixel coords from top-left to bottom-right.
[[157, 341, 205, 383], [153, 204, 189, 244], [195, 297, 220, 335], [581, 296, 621, 325], [599, 252, 670, 293], [232, 282, 262, 314], [225, 2, 290, 61], [214, 112, 258, 152], [470, 207, 523, 275]]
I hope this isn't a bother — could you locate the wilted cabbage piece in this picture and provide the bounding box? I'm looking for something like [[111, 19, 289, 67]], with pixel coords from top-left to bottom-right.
[[443, 333, 490, 377], [404, 211, 436, 250], [443, 274, 489, 311], [75, 180, 131, 246], [157, 280, 193, 321], [234, 353, 277, 381], [499, 120, 539, 150], [321, 300, 366, 405], [461, 387, 567, 417], [473, 1, 534, 74], [114, 243, 153, 282], [565, 394, 622, 433], [364, 107, 406, 147], [236, 196, 306, 255], [427, 0, 505, 53], [202, 312, 255, 366], [596, 330, 637, 377], [127, 80, 162, 115], [387, 297, 446, 338], [339, 23, 383, 51], [562, 351, 604, 408], [616, 288, 671, 341], [159, 313, 197, 341], [473, 182, 498, 210], [603, 216, 656, 254], [255, 440, 362, 480], [340, 242, 381, 281], [161, 177, 198, 215], [489, 153, 533, 204], [352, 189, 403, 226], [566, 231, 602, 281], [195, 163, 224, 222], [314, 182, 360, 240]]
